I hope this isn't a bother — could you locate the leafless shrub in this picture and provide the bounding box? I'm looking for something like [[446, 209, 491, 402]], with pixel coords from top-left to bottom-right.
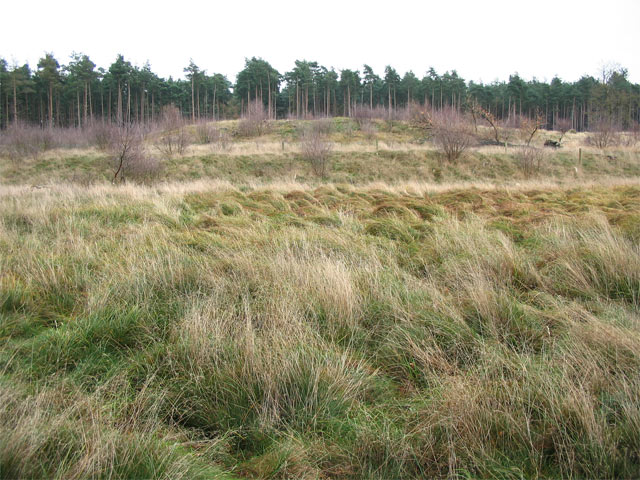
[[195, 122, 216, 144], [49, 127, 91, 149], [555, 117, 572, 143], [0, 123, 55, 161], [352, 104, 374, 126], [109, 125, 161, 183], [397, 101, 426, 123], [517, 111, 545, 146], [352, 105, 386, 126], [585, 119, 620, 149], [155, 128, 189, 157], [517, 145, 546, 178], [300, 122, 333, 177], [236, 99, 269, 137], [430, 107, 475, 163], [154, 105, 190, 156], [360, 120, 377, 140], [622, 122, 640, 147], [208, 128, 232, 152], [313, 118, 333, 135], [341, 120, 355, 137], [87, 122, 118, 151], [0, 124, 113, 156]]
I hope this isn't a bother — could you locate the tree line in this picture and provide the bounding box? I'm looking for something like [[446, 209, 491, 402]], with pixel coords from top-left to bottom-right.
[[1, 54, 639, 130]]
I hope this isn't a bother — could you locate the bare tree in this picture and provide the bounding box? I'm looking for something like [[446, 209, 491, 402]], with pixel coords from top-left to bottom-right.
[[300, 121, 333, 177], [431, 107, 475, 163], [555, 117, 572, 144], [544, 117, 572, 148], [518, 111, 545, 146], [471, 104, 505, 145]]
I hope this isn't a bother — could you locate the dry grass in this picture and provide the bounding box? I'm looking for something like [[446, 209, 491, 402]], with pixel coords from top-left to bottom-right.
[[2, 119, 638, 188], [1, 178, 640, 478], [1, 117, 639, 477]]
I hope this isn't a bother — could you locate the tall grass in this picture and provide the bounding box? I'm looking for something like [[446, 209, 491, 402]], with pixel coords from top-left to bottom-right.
[[1, 183, 639, 477]]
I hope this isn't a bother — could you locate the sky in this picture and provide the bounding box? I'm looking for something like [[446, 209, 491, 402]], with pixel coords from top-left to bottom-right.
[[2, 0, 639, 85]]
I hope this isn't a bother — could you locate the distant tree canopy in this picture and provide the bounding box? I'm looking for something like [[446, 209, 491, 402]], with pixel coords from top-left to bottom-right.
[[1, 53, 639, 130]]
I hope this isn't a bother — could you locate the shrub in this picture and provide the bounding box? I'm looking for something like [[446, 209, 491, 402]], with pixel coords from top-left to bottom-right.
[[360, 120, 377, 140], [0, 123, 55, 161], [430, 107, 475, 163], [555, 117, 572, 143], [109, 125, 161, 183], [586, 119, 620, 149], [299, 122, 333, 177], [195, 122, 216, 144], [87, 122, 119, 151], [211, 129, 232, 152], [195, 122, 232, 151], [516, 145, 545, 178], [397, 100, 426, 123], [352, 105, 386, 126], [236, 99, 269, 137], [154, 105, 190, 156], [517, 111, 545, 146]]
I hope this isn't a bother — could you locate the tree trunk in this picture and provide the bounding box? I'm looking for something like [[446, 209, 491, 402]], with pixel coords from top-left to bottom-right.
[[77, 89, 81, 127], [83, 81, 88, 126], [213, 84, 217, 120], [117, 81, 122, 125], [12, 76, 18, 124], [191, 77, 195, 122], [48, 82, 54, 128], [267, 74, 271, 119]]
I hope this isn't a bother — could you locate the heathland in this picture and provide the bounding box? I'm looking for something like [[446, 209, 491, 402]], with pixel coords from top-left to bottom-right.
[[1, 117, 639, 479]]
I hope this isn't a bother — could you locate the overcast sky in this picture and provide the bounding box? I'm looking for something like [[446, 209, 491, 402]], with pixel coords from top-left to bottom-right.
[[2, 0, 639, 84]]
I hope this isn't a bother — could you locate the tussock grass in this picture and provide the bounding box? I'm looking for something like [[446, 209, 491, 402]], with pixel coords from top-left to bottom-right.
[[1, 181, 640, 477]]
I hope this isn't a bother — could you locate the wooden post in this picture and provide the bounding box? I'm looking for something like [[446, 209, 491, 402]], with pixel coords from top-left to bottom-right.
[[281, 140, 285, 151], [578, 147, 582, 166]]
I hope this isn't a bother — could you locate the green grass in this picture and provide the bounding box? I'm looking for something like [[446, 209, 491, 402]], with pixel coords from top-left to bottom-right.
[[1, 181, 639, 478]]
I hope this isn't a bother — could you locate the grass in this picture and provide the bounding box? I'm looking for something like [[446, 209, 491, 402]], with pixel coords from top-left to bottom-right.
[[1, 119, 639, 477], [1, 121, 639, 186], [1, 176, 639, 478]]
